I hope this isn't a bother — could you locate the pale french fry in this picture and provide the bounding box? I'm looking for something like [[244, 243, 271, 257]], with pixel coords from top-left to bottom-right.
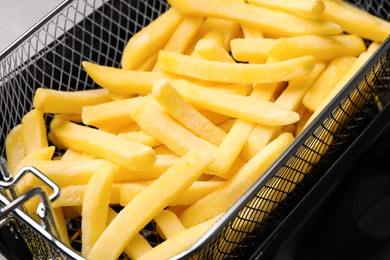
[[50, 117, 156, 171], [61, 149, 95, 161], [33, 88, 111, 114], [81, 163, 114, 257], [131, 96, 217, 156], [230, 38, 276, 63], [87, 150, 214, 260], [109, 91, 135, 100], [158, 50, 316, 83], [120, 8, 184, 70], [106, 208, 153, 259], [118, 130, 162, 147], [82, 61, 165, 95], [241, 24, 264, 39], [138, 214, 222, 260], [217, 118, 236, 133], [5, 124, 25, 174], [52, 207, 71, 247], [81, 96, 146, 127], [322, 0, 390, 42], [134, 51, 159, 72], [21, 109, 48, 155], [194, 39, 236, 62], [198, 109, 232, 125], [247, 0, 325, 20], [168, 0, 342, 37], [154, 210, 185, 240], [98, 122, 139, 135], [173, 79, 300, 126], [268, 35, 366, 61], [152, 80, 226, 146], [180, 133, 294, 228], [303, 56, 357, 111]]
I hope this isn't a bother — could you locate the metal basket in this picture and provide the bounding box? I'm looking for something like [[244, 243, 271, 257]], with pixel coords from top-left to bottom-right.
[[0, 0, 389, 259]]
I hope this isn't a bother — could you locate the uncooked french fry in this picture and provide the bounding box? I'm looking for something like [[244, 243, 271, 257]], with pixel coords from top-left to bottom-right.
[[81, 163, 114, 257], [180, 133, 294, 227], [154, 210, 185, 240], [247, 0, 325, 20], [33, 88, 111, 114], [50, 117, 156, 171], [173, 79, 300, 126], [322, 0, 390, 42], [120, 8, 184, 70], [138, 214, 222, 260], [82, 61, 165, 95], [303, 56, 357, 111], [158, 50, 316, 83], [87, 150, 214, 260], [168, 0, 342, 37], [21, 109, 48, 155], [152, 80, 226, 146], [5, 124, 25, 174], [268, 35, 366, 61], [131, 96, 217, 156]]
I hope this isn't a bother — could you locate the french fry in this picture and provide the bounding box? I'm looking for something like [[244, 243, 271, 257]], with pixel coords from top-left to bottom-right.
[[118, 130, 162, 147], [61, 149, 95, 161], [303, 56, 357, 111], [180, 133, 294, 227], [230, 38, 276, 63], [21, 109, 48, 155], [5, 124, 25, 174], [138, 214, 222, 260], [33, 88, 111, 114], [152, 80, 226, 146], [81, 162, 114, 257], [168, 0, 342, 37], [194, 39, 236, 62], [50, 117, 156, 171], [173, 79, 300, 126], [154, 210, 185, 240], [87, 150, 214, 260], [158, 50, 316, 83], [322, 0, 390, 42], [241, 24, 264, 39], [120, 8, 184, 70], [82, 61, 165, 95], [131, 96, 217, 156], [268, 34, 366, 61], [247, 0, 325, 20]]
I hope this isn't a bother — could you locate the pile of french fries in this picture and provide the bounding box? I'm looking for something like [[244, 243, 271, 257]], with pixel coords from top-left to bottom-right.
[[4, 0, 390, 259]]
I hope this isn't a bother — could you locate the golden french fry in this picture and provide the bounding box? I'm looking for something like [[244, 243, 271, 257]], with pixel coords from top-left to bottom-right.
[[5, 124, 25, 174], [120, 8, 184, 70], [247, 0, 325, 20], [230, 38, 276, 63], [21, 109, 48, 155], [194, 39, 236, 62], [118, 130, 162, 147], [322, 0, 390, 42], [152, 80, 226, 146], [168, 0, 342, 37], [180, 133, 294, 227], [33, 88, 111, 114], [50, 117, 156, 171], [158, 50, 316, 83], [173, 79, 300, 126], [154, 210, 185, 240], [268, 34, 366, 61], [81, 163, 114, 257], [87, 150, 214, 260]]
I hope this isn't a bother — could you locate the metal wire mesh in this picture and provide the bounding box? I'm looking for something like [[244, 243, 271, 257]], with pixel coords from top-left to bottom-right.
[[0, 0, 390, 259]]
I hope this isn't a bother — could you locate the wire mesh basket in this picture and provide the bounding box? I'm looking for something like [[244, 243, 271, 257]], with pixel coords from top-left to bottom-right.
[[0, 0, 389, 259]]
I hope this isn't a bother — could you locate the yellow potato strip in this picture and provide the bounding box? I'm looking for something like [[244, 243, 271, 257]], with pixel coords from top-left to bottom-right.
[[131, 96, 217, 156], [138, 214, 222, 260], [168, 0, 342, 37], [152, 80, 226, 146], [158, 50, 316, 83], [303, 56, 357, 111], [82, 61, 165, 95], [322, 0, 390, 42], [241, 24, 264, 39], [194, 39, 236, 62], [118, 130, 162, 147], [180, 133, 294, 228], [154, 210, 185, 240], [21, 109, 48, 155], [268, 35, 366, 61], [230, 38, 276, 63], [81, 163, 114, 257], [33, 88, 111, 114], [173, 79, 300, 126], [50, 117, 156, 171], [87, 150, 214, 260], [247, 0, 325, 20], [5, 124, 25, 174], [120, 8, 184, 70]]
